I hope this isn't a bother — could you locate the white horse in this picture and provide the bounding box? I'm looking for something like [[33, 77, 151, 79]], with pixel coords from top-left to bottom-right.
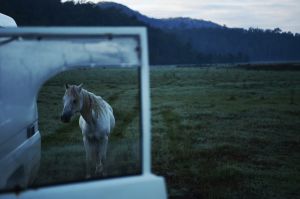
[[60, 83, 115, 177]]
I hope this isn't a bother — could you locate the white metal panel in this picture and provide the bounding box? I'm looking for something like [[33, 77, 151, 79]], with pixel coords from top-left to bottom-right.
[[1, 175, 167, 199], [0, 13, 17, 27]]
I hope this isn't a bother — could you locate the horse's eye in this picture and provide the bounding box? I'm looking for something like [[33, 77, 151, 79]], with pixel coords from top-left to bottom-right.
[[73, 99, 77, 104]]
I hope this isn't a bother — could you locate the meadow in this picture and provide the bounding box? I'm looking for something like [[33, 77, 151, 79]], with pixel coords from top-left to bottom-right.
[[35, 65, 300, 199]]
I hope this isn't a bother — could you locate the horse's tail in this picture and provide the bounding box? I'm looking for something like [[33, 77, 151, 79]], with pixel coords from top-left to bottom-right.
[[99, 97, 115, 131], [92, 93, 115, 132], [107, 102, 115, 130], [110, 113, 115, 131], [107, 103, 113, 113]]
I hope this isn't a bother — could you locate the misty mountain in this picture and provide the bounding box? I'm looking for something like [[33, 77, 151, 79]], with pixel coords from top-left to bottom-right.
[[98, 1, 300, 63], [97, 1, 221, 29]]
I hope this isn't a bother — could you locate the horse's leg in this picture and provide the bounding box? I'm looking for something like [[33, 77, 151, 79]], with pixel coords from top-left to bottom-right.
[[95, 140, 103, 175], [101, 135, 109, 162], [95, 135, 108, 176], [83, 136, 92, 178], [101, 135, 109, 176]]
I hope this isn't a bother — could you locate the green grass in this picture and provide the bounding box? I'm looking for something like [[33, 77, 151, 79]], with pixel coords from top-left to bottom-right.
[[151, 67, 300, 199], [35, 66, 300, 199]]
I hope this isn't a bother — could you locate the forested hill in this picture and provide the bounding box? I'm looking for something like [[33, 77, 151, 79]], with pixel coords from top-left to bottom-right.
[[97, 2, 221, 29], [97, 2, 300, 62], [1, 0, 300, 65], [171, 28, 300, 62]]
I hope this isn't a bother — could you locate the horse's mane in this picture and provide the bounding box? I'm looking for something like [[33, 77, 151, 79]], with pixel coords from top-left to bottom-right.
[[82, 89, 104, 118]]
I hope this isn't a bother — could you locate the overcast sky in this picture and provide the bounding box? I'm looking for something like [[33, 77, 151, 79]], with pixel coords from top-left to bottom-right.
[[73, 0, 300, 33]]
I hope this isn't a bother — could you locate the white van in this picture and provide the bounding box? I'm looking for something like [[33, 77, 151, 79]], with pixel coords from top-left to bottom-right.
[[0, 13, 41, 190], [0, 27, 166, 198]]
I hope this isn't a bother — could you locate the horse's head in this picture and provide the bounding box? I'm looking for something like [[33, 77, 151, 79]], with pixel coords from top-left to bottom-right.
[[61, 83, 83, 123]]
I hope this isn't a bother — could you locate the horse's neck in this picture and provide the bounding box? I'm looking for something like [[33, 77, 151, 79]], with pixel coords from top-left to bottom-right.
[[80, 90, 94, 124]]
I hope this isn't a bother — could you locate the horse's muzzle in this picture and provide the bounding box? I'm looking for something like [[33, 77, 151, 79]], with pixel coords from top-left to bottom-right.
[[60, 114, 71, 123]]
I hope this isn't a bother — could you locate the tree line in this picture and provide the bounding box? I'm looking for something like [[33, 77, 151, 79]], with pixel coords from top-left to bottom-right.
[[171, 27, 300, 62]]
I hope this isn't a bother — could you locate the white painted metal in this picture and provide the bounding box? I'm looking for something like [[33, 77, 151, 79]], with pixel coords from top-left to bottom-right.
[[2, 175, 166, 199], [0, 13, 17, 27], [140, 29, 151, 174]]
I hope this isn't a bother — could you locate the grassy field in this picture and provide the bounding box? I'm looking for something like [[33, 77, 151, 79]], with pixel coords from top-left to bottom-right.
[[35, 66, 300, 199]]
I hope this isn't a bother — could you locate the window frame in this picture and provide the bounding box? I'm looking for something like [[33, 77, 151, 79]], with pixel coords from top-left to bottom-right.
[[0, 27, 154, 193]]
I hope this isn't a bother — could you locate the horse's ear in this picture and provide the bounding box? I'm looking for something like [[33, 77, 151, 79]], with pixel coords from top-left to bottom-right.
[[65, 83, 69, 90], [78, 83, 83, 92]]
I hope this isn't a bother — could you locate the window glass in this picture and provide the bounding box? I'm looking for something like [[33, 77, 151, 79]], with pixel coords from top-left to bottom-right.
[[36, 67, 141, 185], [0, 34, 141, 190]]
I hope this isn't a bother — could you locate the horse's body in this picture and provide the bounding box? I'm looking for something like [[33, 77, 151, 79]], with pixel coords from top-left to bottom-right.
[[61, 84, 115, 177]]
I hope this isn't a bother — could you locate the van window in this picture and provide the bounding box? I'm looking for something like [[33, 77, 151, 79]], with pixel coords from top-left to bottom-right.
[[0, 30, 142, 191], [36, 67, 141, 186]]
